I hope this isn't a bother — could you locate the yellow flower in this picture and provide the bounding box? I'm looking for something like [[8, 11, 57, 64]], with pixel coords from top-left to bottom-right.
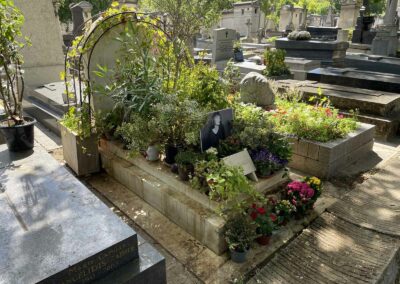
[[309, 176, 321, 186]]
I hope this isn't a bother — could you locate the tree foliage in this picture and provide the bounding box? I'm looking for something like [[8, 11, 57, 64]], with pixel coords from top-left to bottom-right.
[[58, 0, 112, 24]]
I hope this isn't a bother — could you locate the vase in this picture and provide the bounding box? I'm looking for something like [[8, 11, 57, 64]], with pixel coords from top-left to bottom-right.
[[0, 116, 36, 152], [146, 145, 160, 161], [164, 144, 178, 164], [256, 234, 272, 246], [230, 247, 249, 263]]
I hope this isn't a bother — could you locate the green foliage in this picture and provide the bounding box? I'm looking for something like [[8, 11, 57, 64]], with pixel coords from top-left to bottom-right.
[[262, 49, 290, 77], [191, 159, 263, 213], [60, 105, 92, 138], [58, 0, 112, 24], [115, 114, 161, 155], [272, 199, 296, 225], [222, 60, 241, 94], [0, 0, 30, 124], [223, 213, 256, 251], [177, 63, 230, 110], [94, 21, 170, 119], [175, 150, 201, 166], [95, 108, 124, 138], [152, 94, 207, 147], [268, 97, 358, 142]]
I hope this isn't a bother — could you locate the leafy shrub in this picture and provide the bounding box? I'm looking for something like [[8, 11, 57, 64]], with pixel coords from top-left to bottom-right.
[[222, 59, 241, 94], [267, 98, 358, 142], [223, 213, 256, 252], [287, 31, 311, 40], [61, 105, 92, 138], [262, 49, 290, 77], [175, 150, 201, 166], [177, 62, 230, 110]]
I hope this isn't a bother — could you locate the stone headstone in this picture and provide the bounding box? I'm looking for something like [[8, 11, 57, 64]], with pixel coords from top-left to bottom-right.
[[338, 0, 360, 29], [14, 0, 65, 86], [70, 1, 93, 36], [240, 72, 275, 107], [223, 149, 258, 182], [211, 28, 236, 64], [371, 0, 399, 56]]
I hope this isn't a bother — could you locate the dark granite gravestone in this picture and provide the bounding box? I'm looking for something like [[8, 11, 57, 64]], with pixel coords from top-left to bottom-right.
[[307, 67, 400, 93], [275, 38, 349, 67], [306, 26, 340, 40], [0, 145, 166, 284], [352, 15, 376, 44], [70, 1, 93, 36], [345, 54, 400, 75]]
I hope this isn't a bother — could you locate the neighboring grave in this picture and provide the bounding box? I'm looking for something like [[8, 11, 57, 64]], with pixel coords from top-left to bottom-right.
[[240, 72, 275, 107], [211, 28, 236, 64], [14, 0, 65, 86], [71, 1, 93, 36], [338, 0, 360, 29], [0, 145, 166, 283], [371, 0, 399, 56]]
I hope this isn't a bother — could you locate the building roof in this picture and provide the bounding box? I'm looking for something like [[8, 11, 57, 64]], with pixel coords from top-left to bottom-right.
[[233, 1, 259, 7]]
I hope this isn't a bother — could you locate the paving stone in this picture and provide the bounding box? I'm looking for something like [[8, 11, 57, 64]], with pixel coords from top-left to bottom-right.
[[248, 213, 400, 284]]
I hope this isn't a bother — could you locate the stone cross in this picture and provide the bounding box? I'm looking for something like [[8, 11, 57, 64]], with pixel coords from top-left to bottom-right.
[[245, 19, 252, 38]]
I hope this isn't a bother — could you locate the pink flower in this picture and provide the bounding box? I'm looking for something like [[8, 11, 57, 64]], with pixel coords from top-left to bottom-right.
[[288, 181, 303, 192]]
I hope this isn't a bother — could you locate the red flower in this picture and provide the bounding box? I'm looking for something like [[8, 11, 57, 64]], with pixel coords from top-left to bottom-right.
[[270, 213, 277, 222], [257, 207, 266, 215], [250, 212, 258, 220], [325, 108, 332, 116], [252, 203, 257, 209]]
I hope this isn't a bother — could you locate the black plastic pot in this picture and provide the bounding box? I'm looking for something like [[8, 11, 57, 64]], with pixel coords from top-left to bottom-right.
[[164, 144, 178, 165], [234, 50, 244, 62], [178, 164, 194, 181], [0, 116, 36, 152]]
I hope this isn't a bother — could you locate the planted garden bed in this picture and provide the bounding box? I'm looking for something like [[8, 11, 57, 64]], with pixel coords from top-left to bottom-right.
[[99, 138, 288, 255], [288, 123, 375, 178]]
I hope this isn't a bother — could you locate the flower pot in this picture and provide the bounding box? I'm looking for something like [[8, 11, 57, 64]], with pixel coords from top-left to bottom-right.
[[164, 144, 178, 165], [234, 50, 244, 62], [230, 247, 249, 263], [256, 234, 272, 246], [146, 145, 160, 161], [177, 164, 194, 181], [0, 116, 36, 152], [60, 123, 100, 177]]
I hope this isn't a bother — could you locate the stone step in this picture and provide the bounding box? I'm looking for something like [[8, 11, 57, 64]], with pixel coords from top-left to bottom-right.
[[23, 96, 62, 136], [248, 212, 400, 284], [0, 144, 166, 284], [307, 67, 400, 93], [345, 53, 400, 75]]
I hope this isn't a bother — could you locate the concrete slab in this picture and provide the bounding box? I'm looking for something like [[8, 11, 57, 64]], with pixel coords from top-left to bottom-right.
[[248, 212, 400, 284]]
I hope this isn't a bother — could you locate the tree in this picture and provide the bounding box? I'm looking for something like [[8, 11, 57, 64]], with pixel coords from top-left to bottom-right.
[[58, 0, 112, 24]]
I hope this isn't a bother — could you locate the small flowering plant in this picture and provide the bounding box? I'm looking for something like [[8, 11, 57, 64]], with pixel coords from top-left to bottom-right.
[[249, 204, 277, 236], [303, 176, 323, 202], [271, 199, 296, 226], [286, 177, 323, 215], [251, 148, 288, 177]]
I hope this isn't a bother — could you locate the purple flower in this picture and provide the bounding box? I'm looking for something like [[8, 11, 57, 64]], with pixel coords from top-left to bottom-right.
[[251, 148, 288, 167]]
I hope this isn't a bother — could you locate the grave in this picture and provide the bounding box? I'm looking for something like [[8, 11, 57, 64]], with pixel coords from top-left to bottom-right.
[[211, 28, 236, 64], [276, 79, 400, 140], [345, 53, 400, 75], [275, 38, 349, 66], [99, 139, 288, 255], [0, 145, 166, 284], [351, 11, 376, 45], [307, 67, 400, 93], [14, 0, 65, 86], [337, 0, 360, 30], [306, 26, 340, 40]]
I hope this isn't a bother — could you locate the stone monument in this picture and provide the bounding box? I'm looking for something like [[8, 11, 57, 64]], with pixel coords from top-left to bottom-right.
[[70, 1, 93, 36], [240, 72, 275, 107], [211, 28, 236, 64], [351, 6, 377, 44], [371, 0, 399, 56], [338, 0, 361, 29], [14, 0, 65, 86]]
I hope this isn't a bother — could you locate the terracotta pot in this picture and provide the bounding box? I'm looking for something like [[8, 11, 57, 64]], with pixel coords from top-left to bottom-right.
[[256, 234, 272, 246]]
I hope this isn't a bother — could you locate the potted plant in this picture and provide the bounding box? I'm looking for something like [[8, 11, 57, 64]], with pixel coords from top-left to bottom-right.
[[174, 150, 199, 181], [285, 180, 315, 218], [60, 105, 100, 176], [271, 198, 296, 226], [249, 204, 277, 246], [223, 213, 256, 263], [0, 1, 36, 152], [233, 41, 244, 62]]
